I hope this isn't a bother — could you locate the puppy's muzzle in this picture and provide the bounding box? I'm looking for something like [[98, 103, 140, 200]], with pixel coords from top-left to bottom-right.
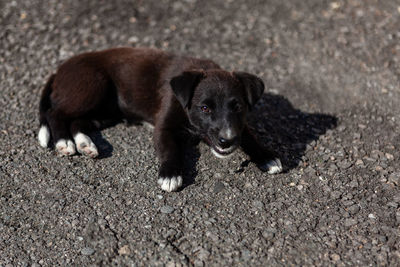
[[218, 127, 239, 148], [211, 133, 240, 159]]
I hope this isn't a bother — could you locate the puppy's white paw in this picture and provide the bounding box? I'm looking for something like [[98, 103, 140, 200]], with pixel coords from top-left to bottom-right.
[[260, 158, 283, 174], [74, 133, 98, 158], [55, 139, 76, 156], [38, 125, 50, 148], [157, 176, 183, 192]]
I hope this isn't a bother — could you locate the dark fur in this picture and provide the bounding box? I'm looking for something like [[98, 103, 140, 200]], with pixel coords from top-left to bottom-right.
[[39, 47, 280, 191]]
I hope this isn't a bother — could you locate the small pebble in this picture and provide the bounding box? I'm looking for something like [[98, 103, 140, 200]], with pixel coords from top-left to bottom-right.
[[214, 181, 225, 193], [355, 159, 364, 166], [385, 153, 394, 160], [331, 253, 341, 261], [197, 248, 210, 261], [331, 191, 341, 199], [118, 245, 131, 255], [128, 36, 139, 43], [375, 166, 383, 171], [348, 180, 358, 188], [160, 205, 174, 214], [297, 185, 304, 190], [358, 124, 367, 129], [348, 204, 360, 214], [253, 200, 264, 209], [81, 247, 95, 256], [344, 218, 357, 227]]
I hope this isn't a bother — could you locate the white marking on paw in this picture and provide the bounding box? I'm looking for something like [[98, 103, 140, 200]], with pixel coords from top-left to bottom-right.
[[157, 176, 183, 192], [74, 132, 98, 158], [261, 158, 283, 174], [55, 139, 76, 156], [38, 125, 50, 148]]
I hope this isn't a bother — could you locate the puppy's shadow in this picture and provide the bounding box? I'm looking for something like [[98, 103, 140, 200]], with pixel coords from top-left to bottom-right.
[[248, 93, 337, 171], [91, 131, 113, 159], [181, 139, 201, 190]]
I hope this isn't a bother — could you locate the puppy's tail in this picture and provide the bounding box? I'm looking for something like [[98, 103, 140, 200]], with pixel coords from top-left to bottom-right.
[[38, 74, 55, 148]]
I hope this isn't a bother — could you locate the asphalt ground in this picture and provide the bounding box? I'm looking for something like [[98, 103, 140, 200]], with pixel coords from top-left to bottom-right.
[[1, 0, 400, 265]]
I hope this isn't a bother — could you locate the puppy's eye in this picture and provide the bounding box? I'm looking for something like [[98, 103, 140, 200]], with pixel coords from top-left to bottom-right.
[[200, 105, 211, 113]]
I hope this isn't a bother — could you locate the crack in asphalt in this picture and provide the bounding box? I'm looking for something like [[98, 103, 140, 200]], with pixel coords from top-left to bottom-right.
[[103, 218, 120, 264], [166, 236, 192, 266]]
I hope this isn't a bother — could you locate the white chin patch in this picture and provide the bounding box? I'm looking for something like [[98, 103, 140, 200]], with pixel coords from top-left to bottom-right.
[[74, 133, 98, 158], [158, 176, 183, 192], [261, 158, 283, 174], [38, 125, 50, 148], [211, 148, 234, 159], [55, 139, 76, 156]]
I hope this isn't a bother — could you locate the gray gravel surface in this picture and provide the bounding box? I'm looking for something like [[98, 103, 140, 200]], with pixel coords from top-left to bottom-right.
[[1, 0, 400, 265]]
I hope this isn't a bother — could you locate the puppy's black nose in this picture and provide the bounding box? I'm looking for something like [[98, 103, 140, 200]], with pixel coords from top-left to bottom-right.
[[218, 137, 235, 149]]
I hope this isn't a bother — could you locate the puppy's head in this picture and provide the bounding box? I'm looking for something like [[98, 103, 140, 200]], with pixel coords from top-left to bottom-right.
[[170, 70, 264, 158]]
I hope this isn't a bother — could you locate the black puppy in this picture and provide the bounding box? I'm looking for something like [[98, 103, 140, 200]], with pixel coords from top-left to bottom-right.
[[38, 47, 282, 192]]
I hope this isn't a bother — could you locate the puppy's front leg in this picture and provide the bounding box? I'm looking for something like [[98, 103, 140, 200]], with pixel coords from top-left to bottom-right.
[[241, 125, 283, 174], [154, 126, 184, 192]]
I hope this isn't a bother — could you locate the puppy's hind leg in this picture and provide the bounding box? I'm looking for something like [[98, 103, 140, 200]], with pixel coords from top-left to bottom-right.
[[70, 119, 99, 158], [46, 109, 76, 156]]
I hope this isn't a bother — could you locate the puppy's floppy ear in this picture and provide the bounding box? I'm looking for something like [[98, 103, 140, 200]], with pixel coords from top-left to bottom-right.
[[170, 71, 204, 108], [234, 72, 265, 109]]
